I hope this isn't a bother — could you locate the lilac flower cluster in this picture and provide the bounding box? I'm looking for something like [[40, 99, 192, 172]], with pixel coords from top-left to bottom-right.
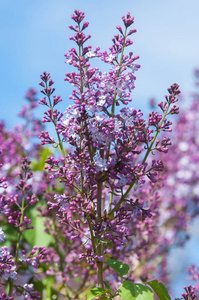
[[17, 88, 43, 150], [0, 238, 17, 281], [187, 265, 199, 292], [37, 10, 180, 291], [0, 133, 46, 298], [0, 234, 42, 298], [188, 265, 199, 282], [181, 285, 197, 300], [3, 9, 199, 300], [125, 70, 199, 287], [153, 72, 199, 253]]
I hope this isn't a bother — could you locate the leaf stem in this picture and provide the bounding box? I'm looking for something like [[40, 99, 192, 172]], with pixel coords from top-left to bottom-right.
[[96, 180, 103, 287]]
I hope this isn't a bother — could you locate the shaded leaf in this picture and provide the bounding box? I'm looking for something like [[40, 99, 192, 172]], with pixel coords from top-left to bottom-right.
[[146, 280, 171, 300], [107, 259, 129, 279], [24, 208, 52, 247]]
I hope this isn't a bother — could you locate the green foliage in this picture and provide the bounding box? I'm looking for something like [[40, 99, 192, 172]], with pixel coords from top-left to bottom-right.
[[118, 281, 154, 300], [146, 280, 171, 300], [87, 258, 172, 300], [0, 223, 18, 245], [87, 287, 111, 300], [106, 259, 129, 279], [23, 206, 53, 247], [42, 276, 59, 300], [30, 147, 51, 171]]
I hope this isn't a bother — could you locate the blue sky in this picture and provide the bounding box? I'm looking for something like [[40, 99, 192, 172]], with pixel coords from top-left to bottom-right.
[[1, 0, 199, 297], [1, 0, 199, 128]]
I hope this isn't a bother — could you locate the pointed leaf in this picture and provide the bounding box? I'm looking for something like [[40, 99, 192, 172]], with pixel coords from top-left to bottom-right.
[[107, 259, 129, 279], [103, 281, 111, 290], [158, 283, 171, 300], [146, 280, 171, 300], [87, 287, 110, 300], [119, 281, 154, 300]]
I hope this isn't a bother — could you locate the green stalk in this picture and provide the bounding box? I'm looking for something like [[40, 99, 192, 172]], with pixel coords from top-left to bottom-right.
[[142, 103, 170, 165], [87, 217, 97, 254], [46, 88, 66, 161], [96, 180, 103, 287], [106, 28, 127, 161], [109, 182, 114, 212], [8, 188, 26, 296], [110, 28, 127, 116], [78, 36, 102, 285], [79, 42, 84, 95]]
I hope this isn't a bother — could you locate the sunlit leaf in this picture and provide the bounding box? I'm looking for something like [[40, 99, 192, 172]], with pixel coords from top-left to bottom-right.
[[87, 287, 110, 300], [119, 281, 153, 300]]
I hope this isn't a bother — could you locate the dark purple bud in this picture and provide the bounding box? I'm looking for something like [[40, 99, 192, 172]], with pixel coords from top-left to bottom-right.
[[122, 12, 135, 28], [116, 25, 123, 34], [82, 21, 89, 31]]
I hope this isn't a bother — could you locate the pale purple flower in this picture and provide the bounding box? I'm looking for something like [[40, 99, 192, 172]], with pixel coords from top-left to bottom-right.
[[94, 153, 108, 172]]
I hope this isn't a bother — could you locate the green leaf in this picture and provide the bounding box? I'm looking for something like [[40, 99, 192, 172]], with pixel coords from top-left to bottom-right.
[[100, 239, 113, 249], [106, 259, 129, 279], [103, 281, 111, 290], [118, 281, 154, 300], [42, 276, 58, 300], [158, 283, 171, 300], [1, 223, 18, 243], [23, 208, 53, 247], [107, 241, 113, 249], [87, 287, 110, 300], [30, 147, 51, 171], [146, 280, 171, 300]]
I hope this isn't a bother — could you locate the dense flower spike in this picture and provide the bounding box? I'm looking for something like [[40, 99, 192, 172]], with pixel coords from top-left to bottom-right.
[[0, 101, 49, 298], [37, 10, 182, 297]]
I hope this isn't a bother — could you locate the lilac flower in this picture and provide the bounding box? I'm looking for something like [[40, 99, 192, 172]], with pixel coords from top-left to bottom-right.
[[0, 246, 17, 280], [122, 12, 135, 28], [181, 285, 197, 300], [187, 265, 199, 292], [21, 283, 41, 299], [94, 153, 108, 172], [0, 9, 187, 299], [0, 227, 5, 242], [38, 14, 180, 291]]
